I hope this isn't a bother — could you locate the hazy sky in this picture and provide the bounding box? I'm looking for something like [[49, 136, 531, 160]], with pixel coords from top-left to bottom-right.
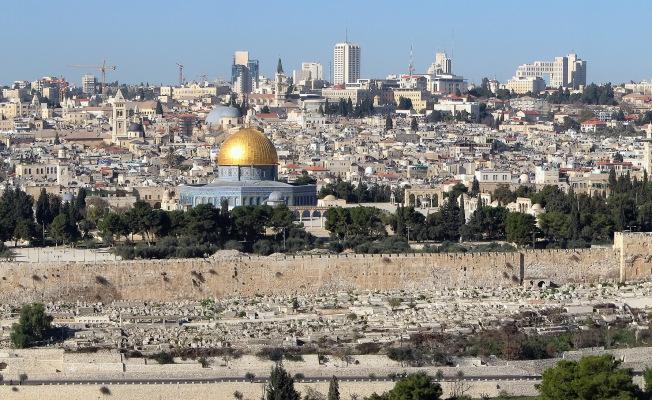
[[2, 0, 650, 86]]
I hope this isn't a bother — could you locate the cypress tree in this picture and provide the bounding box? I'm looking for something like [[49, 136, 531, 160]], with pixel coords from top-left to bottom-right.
[[471, 177, 480, 196], [385, 115, 393, 130], [459, 194, 466, 227], [328, 376, 340, 400], [266, 364, 300, 400]]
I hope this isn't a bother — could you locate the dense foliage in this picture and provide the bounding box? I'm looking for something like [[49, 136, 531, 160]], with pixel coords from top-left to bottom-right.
[[10, 303, 53, 348], [102, 201, 317, 258], [323, 96, 374, 117], [538, 355, 641, 400], [318, 179, 396, 203], [544, 83, 617, 105], [362, 372, 443, 400]]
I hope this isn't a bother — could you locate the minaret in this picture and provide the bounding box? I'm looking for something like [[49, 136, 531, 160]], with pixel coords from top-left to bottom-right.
[[112, 89, 127, 144]]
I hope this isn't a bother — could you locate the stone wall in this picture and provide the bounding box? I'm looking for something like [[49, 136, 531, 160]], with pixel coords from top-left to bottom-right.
[[615, 232, 652, 281], [0, 233, 647, 303], [0, 380, 539, 400]]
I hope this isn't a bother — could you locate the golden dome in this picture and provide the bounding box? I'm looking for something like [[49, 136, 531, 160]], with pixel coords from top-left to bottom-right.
[[217, 128, 278, 166]]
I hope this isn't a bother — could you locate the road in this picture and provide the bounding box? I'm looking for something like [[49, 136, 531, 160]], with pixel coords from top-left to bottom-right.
[[0, 375, 543, 386]]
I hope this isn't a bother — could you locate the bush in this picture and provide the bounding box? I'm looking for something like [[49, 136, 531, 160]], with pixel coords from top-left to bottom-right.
[[99, 386, 111, 395], [223, 240, 244, 252], [150, 352, 174, 364], [253, 239, 274, 255], [256, 347, 304, 362]]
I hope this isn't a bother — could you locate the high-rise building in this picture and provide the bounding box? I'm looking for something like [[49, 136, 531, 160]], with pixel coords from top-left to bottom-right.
[[515, 53, 587, 89], [302, 62, 323, 81], [231, 51, 259, 94], [82, 74, 97, 95], [293, 62, 324, 85], [234, 51, 249, 66], [429, 52, 452, 75], [333, 42, 361, 85]]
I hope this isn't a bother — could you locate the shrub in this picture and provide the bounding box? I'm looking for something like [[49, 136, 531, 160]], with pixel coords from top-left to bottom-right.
[[150, 352, 174, 364]]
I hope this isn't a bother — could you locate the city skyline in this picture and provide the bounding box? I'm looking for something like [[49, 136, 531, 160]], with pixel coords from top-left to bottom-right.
[[2, 0, 652, 86]]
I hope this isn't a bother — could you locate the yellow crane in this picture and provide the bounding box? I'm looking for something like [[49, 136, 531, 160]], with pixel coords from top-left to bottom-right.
[[69, 60, 117, 93]]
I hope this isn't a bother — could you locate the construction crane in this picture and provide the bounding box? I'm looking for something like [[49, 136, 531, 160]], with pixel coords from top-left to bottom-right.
[[176, 63, 184, 86], [68, 60, 117, 93]]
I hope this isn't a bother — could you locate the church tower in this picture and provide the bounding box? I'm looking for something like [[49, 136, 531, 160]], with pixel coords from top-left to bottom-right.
[[645, 124, 652, 176], [112, 89, 127, 144], [275, 58, 287, 105]]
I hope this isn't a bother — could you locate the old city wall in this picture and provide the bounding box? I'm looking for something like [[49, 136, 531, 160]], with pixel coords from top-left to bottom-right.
[[522, 248, 620, 285], [0, 233, 647, 303], [0, 252, 523, 303], [615, 232, 652, 281]]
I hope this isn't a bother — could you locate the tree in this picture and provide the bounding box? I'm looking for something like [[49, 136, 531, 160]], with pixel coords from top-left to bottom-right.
[[608, 168, 618, 191], [538, 355, 642, 400], [385, 115, 393, 130], [644, 366, 652, 394], [49, 212, 80, 245], [470, 177, 480, 196], [266, 364, 300, 400], [261, 105, 271, 113], [155, 100, 164, 115], [10, 303, 53, 348], [230, 205, 272, 244], [328, 376, 340, 400], [35, 188, 53, 239], [73, 189, 87, 221], [397, 97, 413, 110], [99, 213, 129, 244], [505, 212, 538, 246], [386, 372, 442, 400], [0, 187, 36, 244], [410, 117, 418, 131], [493, 185, 516, 205]]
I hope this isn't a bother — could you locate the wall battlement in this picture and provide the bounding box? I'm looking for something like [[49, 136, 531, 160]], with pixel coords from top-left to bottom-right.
[[0, 233, 648, 303]]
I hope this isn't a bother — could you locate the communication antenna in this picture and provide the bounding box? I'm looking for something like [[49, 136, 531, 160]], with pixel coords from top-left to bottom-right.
[[451, 28, 455, 60]]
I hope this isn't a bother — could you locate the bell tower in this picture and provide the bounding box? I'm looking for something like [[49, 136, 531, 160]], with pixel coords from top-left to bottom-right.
[[645, 124, 652, 175], [112, 89, 127, 144], [275, 58, 287, 105]]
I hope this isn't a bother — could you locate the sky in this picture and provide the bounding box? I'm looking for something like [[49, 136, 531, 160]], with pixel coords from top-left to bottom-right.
[[1, 0, 651, 87]]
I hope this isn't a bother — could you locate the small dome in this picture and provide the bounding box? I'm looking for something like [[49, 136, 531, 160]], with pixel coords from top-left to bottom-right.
[[217, 128, 278, 166], [532, 203, 543, 211], [519, 173, 530, 184], [323, 195, 336, 201], [206, 104, 241, 124], [268, 191, 284, 202]]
